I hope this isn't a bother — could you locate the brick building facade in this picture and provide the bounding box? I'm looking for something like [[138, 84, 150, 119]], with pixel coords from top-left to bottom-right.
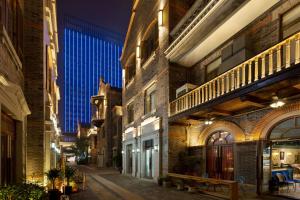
[[122, 0, 300, 197], [24, 0, 60, 184], [91, 79, 122, 168], [0, 0, 31, 185]]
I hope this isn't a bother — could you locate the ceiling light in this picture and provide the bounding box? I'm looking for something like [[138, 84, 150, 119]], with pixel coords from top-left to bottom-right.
[[270, 100, 285, 108], [204, 120, 213, 125]]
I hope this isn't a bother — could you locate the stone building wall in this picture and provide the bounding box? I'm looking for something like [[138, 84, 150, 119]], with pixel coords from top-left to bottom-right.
[[24, 0, 46, 182], [121, 0, 172, 177]]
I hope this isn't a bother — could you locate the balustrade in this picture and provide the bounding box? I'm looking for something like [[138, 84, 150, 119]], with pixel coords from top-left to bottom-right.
[[169, 32, 300, 117]]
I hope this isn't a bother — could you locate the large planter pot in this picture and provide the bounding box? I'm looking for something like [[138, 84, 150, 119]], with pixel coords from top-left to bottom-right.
[[163, 180, 171, 188], [48, 189, 61, 200], [65, 186, 73, 195]]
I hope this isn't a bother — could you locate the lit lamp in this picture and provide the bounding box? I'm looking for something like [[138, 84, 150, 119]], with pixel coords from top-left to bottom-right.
[[136, 45, 141, 59], [270, 96, 285, 108], [204, 119, 213, 125], [158, 10, 163, 26]]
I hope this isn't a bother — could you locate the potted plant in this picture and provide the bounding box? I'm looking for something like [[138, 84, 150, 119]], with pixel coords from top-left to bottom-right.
[[46, 168, 61, 200], [162, 176, 172, 188], [64, 166, 76, 195]]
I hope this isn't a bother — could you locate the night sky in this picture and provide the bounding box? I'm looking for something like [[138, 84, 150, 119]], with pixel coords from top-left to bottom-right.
[[57, 0, 132, 38]]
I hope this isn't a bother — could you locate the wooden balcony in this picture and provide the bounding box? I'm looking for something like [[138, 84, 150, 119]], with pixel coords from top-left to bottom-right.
[[91, 95, 106, 127], [169, 32, 300, 118]]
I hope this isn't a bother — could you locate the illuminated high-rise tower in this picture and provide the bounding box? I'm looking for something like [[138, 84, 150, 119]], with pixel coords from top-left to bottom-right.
[[59, 16, 123, 133]]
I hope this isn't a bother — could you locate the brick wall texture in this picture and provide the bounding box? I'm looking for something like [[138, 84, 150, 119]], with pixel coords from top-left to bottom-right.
[[24, 0, 46, 182]]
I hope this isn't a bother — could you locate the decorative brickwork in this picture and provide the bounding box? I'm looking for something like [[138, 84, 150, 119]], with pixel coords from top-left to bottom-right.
[[251, 102, 300, 140], [198, 121, 245, 145]]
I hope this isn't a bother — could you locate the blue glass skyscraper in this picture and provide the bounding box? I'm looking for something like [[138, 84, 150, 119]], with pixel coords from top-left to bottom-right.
[[59, 16, 123, 133]]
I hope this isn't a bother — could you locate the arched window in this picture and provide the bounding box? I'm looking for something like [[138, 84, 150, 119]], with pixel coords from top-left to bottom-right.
[[141, 20, 158, 66], [207, 131, 234, 146], [269, 116, 300, 140], [125, 54, 136, 85]]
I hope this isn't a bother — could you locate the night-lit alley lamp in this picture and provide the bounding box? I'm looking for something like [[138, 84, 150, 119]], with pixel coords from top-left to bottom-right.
[[136, 45, 141, 59], [158, 10, 163, 26]]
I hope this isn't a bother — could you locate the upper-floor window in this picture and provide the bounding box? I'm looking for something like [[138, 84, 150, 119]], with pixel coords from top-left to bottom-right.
[[282, 4, 300, 39], [144, 83, 156, 114], [127, 102, 134, 124], [141, 21, 158, 66], [206, 57, 221, 81], [0, 0, 23, 60], [125, 54, 136, 85], [170, 0, 197, 32]]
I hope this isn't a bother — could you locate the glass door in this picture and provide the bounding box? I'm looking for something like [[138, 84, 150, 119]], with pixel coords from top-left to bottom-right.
[[126, 144, 133, 174], [145, 148, 153, 178]]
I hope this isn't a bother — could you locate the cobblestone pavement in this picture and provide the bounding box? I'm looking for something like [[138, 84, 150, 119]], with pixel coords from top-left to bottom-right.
[[70, 165, 291, 200]]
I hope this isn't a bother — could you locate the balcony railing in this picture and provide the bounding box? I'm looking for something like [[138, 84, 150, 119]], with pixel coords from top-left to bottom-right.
[[166, 0, 222, 56], [169, 32, 300, 117]]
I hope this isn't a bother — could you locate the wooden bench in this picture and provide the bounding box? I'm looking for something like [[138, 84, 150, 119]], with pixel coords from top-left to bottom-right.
[[167, 173, 239, 200]]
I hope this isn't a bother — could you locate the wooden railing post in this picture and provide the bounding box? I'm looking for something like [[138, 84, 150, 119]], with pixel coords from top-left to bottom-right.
[[231, 70, 235, 91], [236, 67, 240, 89], [221, 76, 225, 95], [242, 64, 246, 86], [217, 78, 220, 97], [254, 58, 259, 81], [205, 85, 208, 102], [296, 34, 300, 64], [285, 39, 291, 68], [226, 74, 230, 93], [213, 81, 216, 99], [261, 54, 266, 78], [269, 49, 273, 75], [248, 61, 252, 84], [277, 45, 282, 72]]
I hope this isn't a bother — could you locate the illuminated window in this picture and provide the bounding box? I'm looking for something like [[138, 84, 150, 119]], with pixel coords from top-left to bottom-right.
[[282, 4, 300, 39], [141, 21, 158, 66], [127, 103, 134, 124], [125, 55, 136, 85], [206, 57, 221, 81], [144, 83, 156, 114]]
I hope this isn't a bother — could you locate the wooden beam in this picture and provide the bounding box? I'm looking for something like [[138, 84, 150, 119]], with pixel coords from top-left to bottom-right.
[[210, 108, 232, 116], [240, 95, 265, 108]]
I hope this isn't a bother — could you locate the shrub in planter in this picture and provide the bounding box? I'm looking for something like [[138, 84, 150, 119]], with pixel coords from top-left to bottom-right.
[[162, 177, 172, 188], [64, 166, 76, 195], [157, 176, 163, 186], [46, 168, 61, 200], [0, 183, 46, 200]]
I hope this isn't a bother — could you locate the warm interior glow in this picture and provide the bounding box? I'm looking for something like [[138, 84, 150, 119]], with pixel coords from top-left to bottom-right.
[[158, 10, 163, 26], [136, 45, 141, 58]]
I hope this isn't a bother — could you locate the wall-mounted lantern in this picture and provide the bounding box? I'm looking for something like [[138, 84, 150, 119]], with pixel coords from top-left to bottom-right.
[[158, 10, 163, 26]]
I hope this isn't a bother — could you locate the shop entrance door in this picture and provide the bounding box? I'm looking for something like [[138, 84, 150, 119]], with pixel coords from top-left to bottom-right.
[[1, 112, 16, 185], [206, 131, 234, 180], [126, 144, 133, 174], [144, 139, 153, 179]]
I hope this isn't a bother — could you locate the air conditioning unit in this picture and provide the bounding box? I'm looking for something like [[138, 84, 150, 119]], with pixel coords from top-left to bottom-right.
[[176, 83, 197, 98]]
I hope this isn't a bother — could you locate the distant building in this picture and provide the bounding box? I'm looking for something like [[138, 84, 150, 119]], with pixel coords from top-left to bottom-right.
[[59, 16, 123, 134], [90, 79, 122, 168], [77, 122, 91, 138]]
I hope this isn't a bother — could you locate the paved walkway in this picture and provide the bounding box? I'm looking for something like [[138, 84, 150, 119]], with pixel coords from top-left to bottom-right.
[[70, 165, 291, 200]]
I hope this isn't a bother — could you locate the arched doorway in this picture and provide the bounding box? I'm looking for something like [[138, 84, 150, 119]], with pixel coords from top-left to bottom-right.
[[264, 116, 300, 197], [206, 131, 234, 180]]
